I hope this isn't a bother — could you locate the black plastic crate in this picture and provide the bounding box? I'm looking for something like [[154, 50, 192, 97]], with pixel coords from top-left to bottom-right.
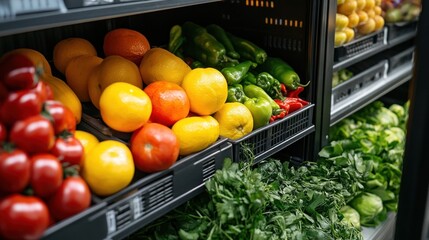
[[332, 60, 388, 108], [334, 29, 387, 62], [388, 46, 414, 73], [386, 20, 418, 43], [229, 104, 314, 164], [43, 120, 232, 239]]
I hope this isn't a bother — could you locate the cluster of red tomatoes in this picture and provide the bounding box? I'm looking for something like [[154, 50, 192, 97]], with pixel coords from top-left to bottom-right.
[[0, 54, 91, 239]]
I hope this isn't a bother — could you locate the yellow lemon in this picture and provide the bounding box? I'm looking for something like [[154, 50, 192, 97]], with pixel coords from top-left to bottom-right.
[[172, 116, 220, 156], [82, 140, 134, 197], [99, 82, 152, 132], [139, 47, 191, 86], [181, 68, 228, 116], [74, 130, 100, 155], [213, 102, 253, 140]]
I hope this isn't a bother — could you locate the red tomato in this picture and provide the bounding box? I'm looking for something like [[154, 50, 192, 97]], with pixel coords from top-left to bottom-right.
[[44, 100, 76, 135], [0, 148, 30, 194], [0, 194, 50, 240], [31, 81, 54, 102], [0, 122, 7, 142], [0, 53, 38, 91], [0, 82, 8, 102], [50, 136, 84, 168], [10, 115, 55, 154], [130, 123, 179, 173], [48, 176, 91, 221], [30, 153, 63, 198], [0, 89, 43, 126]]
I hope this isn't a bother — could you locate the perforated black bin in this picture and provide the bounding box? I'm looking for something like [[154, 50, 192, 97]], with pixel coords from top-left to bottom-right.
[[331, 60, 388, 109], [386, 20, 418, 44], [388, 46, 414, 73], [229, 104, 314, 164], [334, 29, 387, 62]]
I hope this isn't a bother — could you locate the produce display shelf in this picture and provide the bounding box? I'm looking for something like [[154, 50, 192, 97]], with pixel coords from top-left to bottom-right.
[[41, 121, 232, 240], [387, 20, 418, 46], [388, 46, 415, 74], [229, 104, 315, 164], [330, 62, 413, 126], [0, 0, 221, 37], [362, 212, 397, 240]]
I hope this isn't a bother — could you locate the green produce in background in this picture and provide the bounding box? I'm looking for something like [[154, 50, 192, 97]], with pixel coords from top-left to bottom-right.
[[227, 84, 248, 103], [221, 60, 255, 85], [182, 21, 226, 67], [243, 84, 280, 114], [168, 24, 185, 57], [332, 68, 353, 87], [350, 192, 386, 227], [257, 57, 309, 90], [340, 205, 361, 229], [226, 31, 267, 64], [243, 97, 272, 130], [206, 24, 240, 59]]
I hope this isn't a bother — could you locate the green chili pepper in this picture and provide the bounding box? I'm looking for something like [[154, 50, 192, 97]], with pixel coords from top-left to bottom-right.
[[226, 32, 267, 64], [206, 24, 240, 59], [244, 97, 272, 130], [243, 84, 280, 113], [182, 21, 227, 67], [241, 72, 257, 85], [257, 57, 309, 90], [221, 60, 255, 85], [190, 60, 205, 69], [168, 25, 185, 55], [227, 84, 249, 103]]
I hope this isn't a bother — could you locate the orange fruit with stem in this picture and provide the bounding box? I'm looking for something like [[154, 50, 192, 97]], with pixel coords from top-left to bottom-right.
[[103, 28, 150, 65], [144, 81, 190, 127]]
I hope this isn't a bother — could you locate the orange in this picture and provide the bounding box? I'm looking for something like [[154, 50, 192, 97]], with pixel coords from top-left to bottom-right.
[[65, 55, 103, 102], [88, 55, 143, 109], [144, 81, 190, 127], [1, 48, 52, 76], [103, 28, 150, 65], [99, 82, 152, 132], [53, 37, 97, 74]]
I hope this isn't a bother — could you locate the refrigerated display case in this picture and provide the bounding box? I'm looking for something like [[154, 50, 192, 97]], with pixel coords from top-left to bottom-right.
[[0, 0, 427, 239]]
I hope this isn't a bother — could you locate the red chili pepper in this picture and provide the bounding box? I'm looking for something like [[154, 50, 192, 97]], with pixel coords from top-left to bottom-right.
[[286, 86, 305, 98], [280, 83, 287, 96], [269, 109, 287, 123]]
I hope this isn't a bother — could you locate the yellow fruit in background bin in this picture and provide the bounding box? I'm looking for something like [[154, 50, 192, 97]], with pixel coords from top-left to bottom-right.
[[336, 13, 349, 31], [213, 102, 253, 140], [41, 75, 82, 123], [1, 48, 52, 76], [343, 27, 356, 43], [373, 15, 385, 31], [139, 47, 191, 86], [74, 130, 100, 156], [53, 37, 97, 74], [356, 0, 366, 11], [172, 116, 220, 156], [335, 31, 347, 47], [338, 0, 346, 4], [357, 17, 376, 35], [364, 0, 375, 11], [337, 0, 358, 16], [374, 6, 382, 16], [181, 68, 228, 116], [357, 10, 369, 25], [347, 12, 360, 28], [65, 55, 103, 102], [99, 82, 152, 132], [88, 55, 143, 109], [82, 140, 134, 197]]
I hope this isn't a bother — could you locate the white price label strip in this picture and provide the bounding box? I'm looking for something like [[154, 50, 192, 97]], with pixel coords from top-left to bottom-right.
[[131, 196, 143, 220], [106, 210, 116, 234]]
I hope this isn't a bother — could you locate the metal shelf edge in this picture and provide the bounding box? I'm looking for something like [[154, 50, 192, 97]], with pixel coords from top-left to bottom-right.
[[362, 212, 397, 240]]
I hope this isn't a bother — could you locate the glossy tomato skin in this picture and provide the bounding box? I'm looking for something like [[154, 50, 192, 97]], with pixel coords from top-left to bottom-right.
[[10, 115, 55, 154], [0, 122, 7, 142], [0, 90, 43, 126], [48, 176, 91, 221], [30, 153, 63, 198], [0, 148, 30, 194], [130, 123, 179, 173], [31, 81, 54, 103], [0, 82, 8, 102], [50, 136, 84, 168], [0, 53, 38, 91], [44, 100, 76, 135], [0, 194, 50, 240]]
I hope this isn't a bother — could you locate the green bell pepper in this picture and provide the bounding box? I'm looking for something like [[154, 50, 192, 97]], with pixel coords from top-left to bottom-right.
[[182, 21, 226, 67], [221, 60, 255, 85], [227, 84, 249, 103], [244, 97, 272, 130], [255, 72, 283, 100], [243, 84, 280, 114], [241, 72, 257, 85]]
